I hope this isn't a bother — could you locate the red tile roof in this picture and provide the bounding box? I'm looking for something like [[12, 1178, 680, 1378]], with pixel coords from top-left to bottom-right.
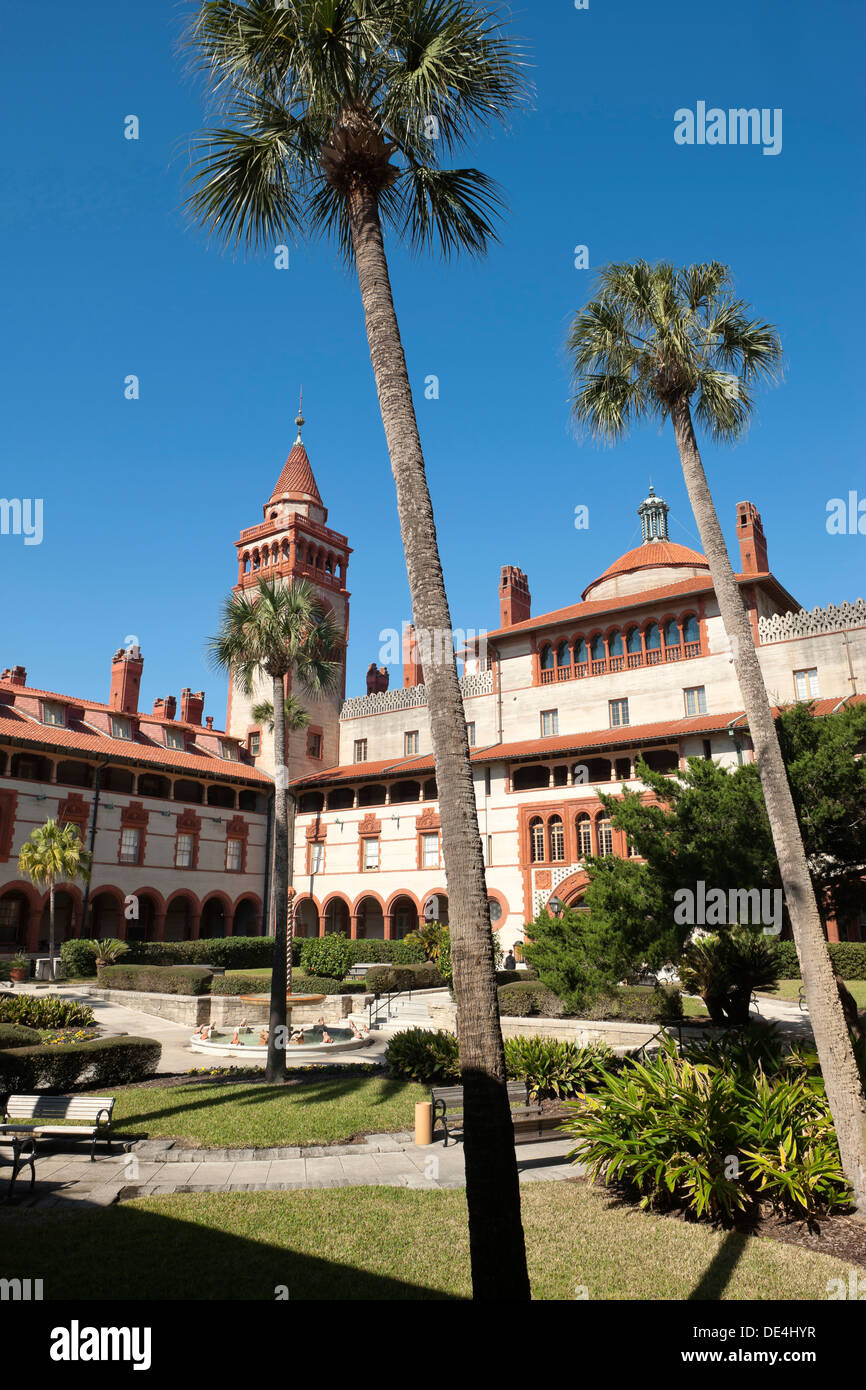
[[587, 540, 708, 594], [482, 571, 800, 643], [269, 441, 322, 506], [292, 696, 865, 790]]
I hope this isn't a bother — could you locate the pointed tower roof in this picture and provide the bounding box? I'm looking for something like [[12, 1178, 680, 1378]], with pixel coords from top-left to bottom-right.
[[267, 391, 323, 509]]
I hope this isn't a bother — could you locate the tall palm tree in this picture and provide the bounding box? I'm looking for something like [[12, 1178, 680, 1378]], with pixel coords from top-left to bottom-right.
[[185, 0, 532, 1296], [209, 576, 342, 1081], [567, 259, 866, 1211], [253, 692, 312, 997], [18, 819, 92, 973]]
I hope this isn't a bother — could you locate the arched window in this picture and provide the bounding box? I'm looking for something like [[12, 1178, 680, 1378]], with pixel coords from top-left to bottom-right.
[[597, 815, 613, 856], [590, 634, 606, 661], [576, 814, 592, 857], [645, 622, 661, 650], [664, 619, 681, 648], [529, 817, 545, 863], [549, 815, 565, 862], [556, 641, 571, 668], [683, 613, 700, 644], [574, 638, 588, 666], [540, 644, 555, 670], [626, 626, 642, 654], [608, 629, 624, 657]]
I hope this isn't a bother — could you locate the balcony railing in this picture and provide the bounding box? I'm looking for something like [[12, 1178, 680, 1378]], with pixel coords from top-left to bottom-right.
[[540, 641, 701, 685]]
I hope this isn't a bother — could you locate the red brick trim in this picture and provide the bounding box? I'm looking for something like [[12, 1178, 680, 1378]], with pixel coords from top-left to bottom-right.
[[225, 814, 249, 873], [175, 808, 201, 871], [118, 800, 149, 867], [417, 807, 440, 831], [358, 813, 382, 836], [0, 789, 18, 862], [57, 791, 88, 834]]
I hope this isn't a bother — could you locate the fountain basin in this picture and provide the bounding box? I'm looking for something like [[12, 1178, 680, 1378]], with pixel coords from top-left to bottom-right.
[[189, 1022, 372, 1060]]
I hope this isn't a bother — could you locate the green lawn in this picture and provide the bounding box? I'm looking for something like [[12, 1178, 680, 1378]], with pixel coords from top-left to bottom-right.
[[0, 1182, 851, 1300], [109, 1074, 425, 1148], [758, 978, 866, 1007], [679, 993, 709, 1018]]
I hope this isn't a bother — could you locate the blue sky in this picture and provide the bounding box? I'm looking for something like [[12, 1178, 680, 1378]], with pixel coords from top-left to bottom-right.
[[2, 0, 864, 723]]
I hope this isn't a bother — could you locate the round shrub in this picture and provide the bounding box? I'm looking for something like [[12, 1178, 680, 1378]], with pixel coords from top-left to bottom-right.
[[0, 1022, 41, 1050], [60, 938, 99, 978], [0, 995, 95, 1030], [0, 1035, 161, 1091], [385, 1027, 460, 1084], [579, 985, 682, 1024], [496, 968, 538, 986], [497, 981, 564, 1018], [97, 964, 213, 995], [299, 934, 354, 981]]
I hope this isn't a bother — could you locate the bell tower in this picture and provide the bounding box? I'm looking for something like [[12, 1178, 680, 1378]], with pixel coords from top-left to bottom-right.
[[227, 400, 351, 778]]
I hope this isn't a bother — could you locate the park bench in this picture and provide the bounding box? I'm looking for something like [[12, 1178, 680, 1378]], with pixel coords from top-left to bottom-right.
[[0, 1133, 36, 1201], [0, 1095, 116, 1161], [431, 1080, 571, 1147]]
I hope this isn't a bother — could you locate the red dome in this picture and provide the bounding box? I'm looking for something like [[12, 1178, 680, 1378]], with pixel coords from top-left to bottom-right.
[[583, 541, 708, 599]]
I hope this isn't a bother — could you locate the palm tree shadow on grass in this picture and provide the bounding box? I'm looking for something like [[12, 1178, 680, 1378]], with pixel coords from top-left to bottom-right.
[[114, 1075, 413, 1139], [687, 1228, 750, 1301], [0, 1204, 462, 1301]]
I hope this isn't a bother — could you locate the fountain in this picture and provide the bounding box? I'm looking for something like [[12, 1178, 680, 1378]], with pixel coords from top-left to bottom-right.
[[189, 993, 373, 1060]]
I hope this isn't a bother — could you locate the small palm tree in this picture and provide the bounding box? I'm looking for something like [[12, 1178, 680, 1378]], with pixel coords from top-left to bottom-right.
[[185, 0, 531, 1298], [18, 819, 92, 973], [252, 692, 312, 999], [209, 576, 342, 1082], [567, 259, 866, 1210]]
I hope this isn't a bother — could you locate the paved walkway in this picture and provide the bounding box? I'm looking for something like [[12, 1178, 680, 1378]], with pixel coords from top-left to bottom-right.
[[13, 1134, 578, 1210]]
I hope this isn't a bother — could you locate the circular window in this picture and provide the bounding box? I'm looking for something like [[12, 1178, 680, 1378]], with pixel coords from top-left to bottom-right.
[[488, 898, 502, 922]]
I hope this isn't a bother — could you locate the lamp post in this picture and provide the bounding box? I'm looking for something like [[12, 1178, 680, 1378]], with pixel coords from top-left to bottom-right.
[[548, 895, 565, 919]]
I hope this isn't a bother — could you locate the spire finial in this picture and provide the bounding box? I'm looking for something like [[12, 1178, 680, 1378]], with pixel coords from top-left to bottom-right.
[[295, 386, 305, 442]]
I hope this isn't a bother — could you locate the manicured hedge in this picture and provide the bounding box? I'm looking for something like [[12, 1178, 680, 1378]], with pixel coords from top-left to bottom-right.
[[0, 996, 95, 1030], [97, 965, 213, 995], [61, 935, 281, 979], [579, 985, 683, 1024], [0, 1036, 162, 1091], [0, 1023, 41, 1050], [769, 941, 866, 980], [342, 938, 426, 965], [497, 981, 564, 1018], [496, 968, 538, 986], [365, 963, 444, 993]]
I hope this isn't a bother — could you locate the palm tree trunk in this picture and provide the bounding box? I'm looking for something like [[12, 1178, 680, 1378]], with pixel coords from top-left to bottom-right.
[[267, 673, 289, 1083], [671, 397, 866, 1211], [346, 183, 531, 1297], [49, 881, 56, 975]]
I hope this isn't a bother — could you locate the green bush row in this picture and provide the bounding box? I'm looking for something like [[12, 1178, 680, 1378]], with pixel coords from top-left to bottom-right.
[[0, 996, 96, 1030], [62, 933, 427, 981], [0, 1036, 162, 1091], [0, 1022, 42, 1050], [97, 964, 213, 995], [578, 985, 683, 1024], [210, 971, 368, 996], [769, 941, 866, 980], [495, 968, 538, 986], [365, 963, 444, 993]]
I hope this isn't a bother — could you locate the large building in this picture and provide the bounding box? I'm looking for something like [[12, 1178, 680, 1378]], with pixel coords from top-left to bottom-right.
[[2, 430, 864, 954]]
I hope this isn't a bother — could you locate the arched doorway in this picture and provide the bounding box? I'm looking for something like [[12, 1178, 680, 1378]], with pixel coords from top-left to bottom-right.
[[127, 892, 160, 944], [232, 897, 260, 936], [38, 890, 77, 952], [164, 894, 196, 941], [389, 895, 418, 940], [200, 896, 229, 939], [324, 898, 350, 936], [422, 892, 448, 927], [355, 896, 384, 940], [89, 890, 123, 940], [0, 890, 32, 951], [294, 898, 319, 939]]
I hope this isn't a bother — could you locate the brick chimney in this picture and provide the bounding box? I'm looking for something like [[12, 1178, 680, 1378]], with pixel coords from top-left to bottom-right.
[[402, 624, 424, 688], [205, 716, 214, 730], [110, 646, 143, 714], [499, 566, 531, 627], [736, 501, 768, 575], [180, 688, 205, 725], [0, 666, 27, 686], [153, 695, 177, 721]]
